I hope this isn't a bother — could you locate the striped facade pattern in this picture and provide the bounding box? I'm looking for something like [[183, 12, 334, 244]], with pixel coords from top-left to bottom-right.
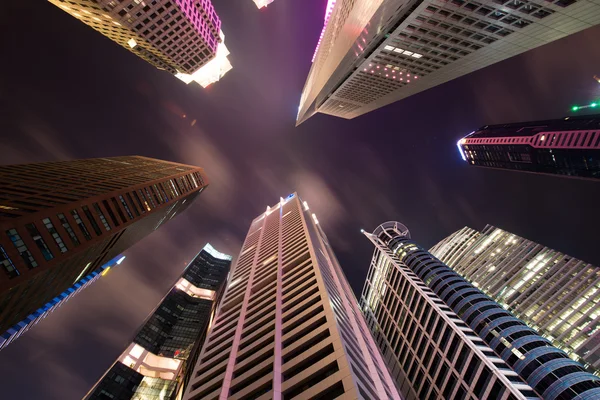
[[366, 222, 600, 399], [183, 194, 401, 400], [457, 114, 600, 180], [361, 222, 538, 400], [297, 0, 600, 124], [430, 225, 600, 373]]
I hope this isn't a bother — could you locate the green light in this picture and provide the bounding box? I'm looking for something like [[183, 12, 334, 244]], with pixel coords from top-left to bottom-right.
[[591, 103, 597, 107], [572, 106, 579, 111]]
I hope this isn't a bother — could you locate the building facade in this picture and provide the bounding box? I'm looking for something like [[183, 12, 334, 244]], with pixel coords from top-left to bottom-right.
[[85, 243, 231, 400], [183, 194, 401, 400], [49, 0, 232, 87], [0, 254, 125, 352], [0, 156, 208, 334], [457, 114, 600, 180], [296, 0, 600, 125], [360, 221, 600, 400], [430, 225, 600, 373]]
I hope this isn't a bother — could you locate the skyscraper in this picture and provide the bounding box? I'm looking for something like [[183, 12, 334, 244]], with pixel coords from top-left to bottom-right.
[[183, 194, 401, 400], [361, 221, 600, 400], [296, 0, 600, 125], [85, 243, 231, 400], [0, 156, 208, 334], [457, 114, 600, 180], [49, 0, 232, 87], [0, 254, 125, 352], [430, 225, 600, 373]]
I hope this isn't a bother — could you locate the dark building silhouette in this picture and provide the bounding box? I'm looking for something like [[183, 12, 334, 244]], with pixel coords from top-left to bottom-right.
[[0, 156, 208, 333], [458, 114, 600, 180], [85, 244, 231, 400]]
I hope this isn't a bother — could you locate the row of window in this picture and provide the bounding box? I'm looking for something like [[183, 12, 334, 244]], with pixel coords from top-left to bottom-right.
[[0, 175, 199, 278]]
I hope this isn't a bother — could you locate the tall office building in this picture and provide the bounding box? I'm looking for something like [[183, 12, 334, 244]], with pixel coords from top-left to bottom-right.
[[49, 0, 232, 87], [457, 114, 600, 180], [85, 243, 231, 400], [0, 156, 208, 334], [296, 0, 600, 125], [0, 254, 124, 352], [184, 194, 401, 400], [361, 221, 600, 400], [430, 225, 600, 373]]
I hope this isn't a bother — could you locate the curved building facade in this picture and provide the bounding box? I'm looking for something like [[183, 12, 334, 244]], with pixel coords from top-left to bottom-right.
[[430, 225, 600, 373], [361, 222, 600, 400]]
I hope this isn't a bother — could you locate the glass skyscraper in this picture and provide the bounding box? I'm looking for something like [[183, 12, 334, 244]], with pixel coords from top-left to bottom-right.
[[430, 225, 600, 374], [84, 243, 231, 400], [183, 194, 401, 400], [457, 114, 600, 180], [360, 221, 600, 400], [0, 156, 208, 335]]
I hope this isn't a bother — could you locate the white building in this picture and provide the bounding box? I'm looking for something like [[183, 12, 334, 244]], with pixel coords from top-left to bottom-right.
[[183, 194, 401, 400]]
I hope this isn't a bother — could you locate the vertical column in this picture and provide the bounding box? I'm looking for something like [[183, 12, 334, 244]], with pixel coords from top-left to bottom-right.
[[218, 214, 267, 399]]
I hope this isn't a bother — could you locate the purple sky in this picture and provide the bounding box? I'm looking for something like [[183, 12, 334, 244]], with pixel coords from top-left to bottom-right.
[[1, 0, 600, 398]]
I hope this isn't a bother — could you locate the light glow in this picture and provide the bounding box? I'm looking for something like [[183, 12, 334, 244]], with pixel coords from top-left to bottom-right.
[[311, 0, 337, 62], [101, 267, 111, 276], [175, 278, 215, 300], [203, 243, 232, 261], [457, 138, 467, 161], [128, 38, 137, 48], [116, 256, 126, 265], [253, 0, 275, 8], [175, 31, 232, 88]]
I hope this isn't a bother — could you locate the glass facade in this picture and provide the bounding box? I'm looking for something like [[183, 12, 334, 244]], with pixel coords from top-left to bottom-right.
[[361, 222, 600, 400], [430, 225, 600, 374], [85, 244, 231, 400], [459, 114, 600, 180]]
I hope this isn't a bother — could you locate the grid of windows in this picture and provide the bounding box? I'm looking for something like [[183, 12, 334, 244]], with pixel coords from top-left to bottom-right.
[[86, 246, 230, 400], [42, 218, 68, 254], [6, 229, 38, 269], [48, 0, 221, 77], [0, 156, 208, 337], [365, 222, 600, 400], [361, 229, 531, 399], [431, 225, 600, 373], [298, 0, 598, 123], [184, 195, 399, 400]]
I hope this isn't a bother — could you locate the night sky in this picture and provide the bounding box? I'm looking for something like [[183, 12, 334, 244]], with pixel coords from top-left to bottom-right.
[[1, 0, 600, 398]]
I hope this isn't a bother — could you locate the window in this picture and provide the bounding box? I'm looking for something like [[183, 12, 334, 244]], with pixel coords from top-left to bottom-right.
[[42, 218, 68, 253], [125, 193, 140, 216], [111, 198, 128, 223], [93, 203, 111, 231], [132, 191, 146, 213], [82, 206, 102, 236], [24, 223, 53, 261], [119, 196, 134, 220], [102, 200, 120, 227], [57, 213, 80, 246], [6, 228, 38, 268], [0, 245, 19, 278], [70, 210, 92, 240]]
